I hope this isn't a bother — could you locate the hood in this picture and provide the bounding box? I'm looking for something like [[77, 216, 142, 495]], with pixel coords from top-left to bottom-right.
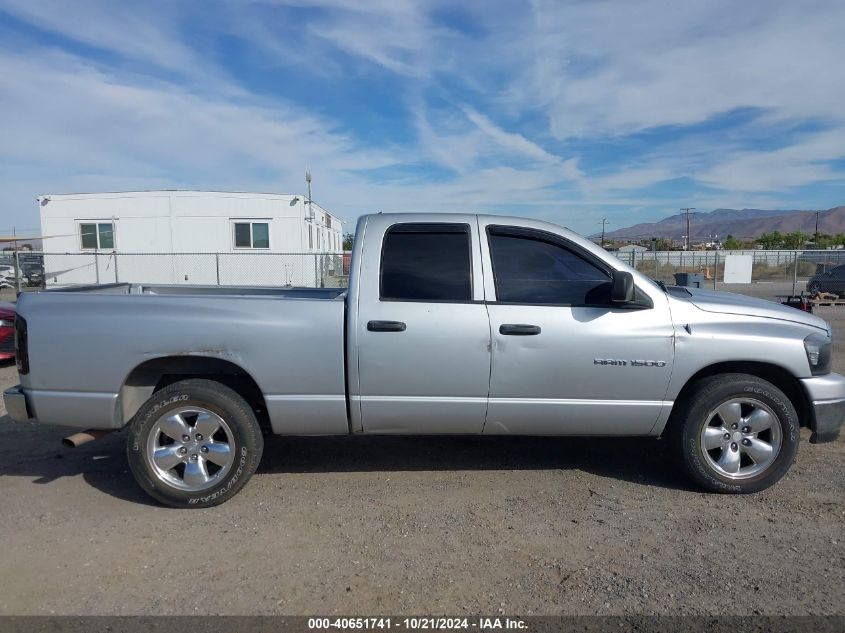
[[670, 287, 829, 332]]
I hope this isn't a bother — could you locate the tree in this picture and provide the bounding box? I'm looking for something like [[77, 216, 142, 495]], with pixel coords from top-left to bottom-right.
[[814, 233, 833, 249], [756, 231, 784, 249], [723, 236, 743, 250], [651, 237, 677, 251], [782, 231, 807, 249], [342, 232, 354, 250]]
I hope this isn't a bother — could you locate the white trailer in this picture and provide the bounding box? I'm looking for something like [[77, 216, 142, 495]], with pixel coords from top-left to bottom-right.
[[37, 190, 344, 287]]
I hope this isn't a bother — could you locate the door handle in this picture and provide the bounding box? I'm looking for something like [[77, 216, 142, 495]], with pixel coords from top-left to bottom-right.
[[499, 324, 541, 335], [367, 320, 407, 332]]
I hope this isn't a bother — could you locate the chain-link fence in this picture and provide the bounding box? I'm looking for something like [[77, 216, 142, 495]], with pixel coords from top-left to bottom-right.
[[612, 249, 845, 288], [2, 249, 845, 294], [1, 252, 350, 291]]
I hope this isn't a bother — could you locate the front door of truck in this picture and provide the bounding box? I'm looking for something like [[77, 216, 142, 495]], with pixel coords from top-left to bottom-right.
[[480, 223, 674, 435], [352, 219, 490, 434]]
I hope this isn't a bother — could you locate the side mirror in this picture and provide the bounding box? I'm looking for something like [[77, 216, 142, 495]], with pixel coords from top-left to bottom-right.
[[611, 271, 635, 304]]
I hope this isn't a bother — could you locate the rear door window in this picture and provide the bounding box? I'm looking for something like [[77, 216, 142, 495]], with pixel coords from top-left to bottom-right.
[[380, 224, 472, 301]]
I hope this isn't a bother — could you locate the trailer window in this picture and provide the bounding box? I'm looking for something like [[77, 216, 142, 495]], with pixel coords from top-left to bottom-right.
[[80, 224, 97, 249], [380, 223, 472, 302], [233, 222, 269, 249], [79, 222, 115, 250], [97, 223, 114, 249], [252, 223, 269, 248]]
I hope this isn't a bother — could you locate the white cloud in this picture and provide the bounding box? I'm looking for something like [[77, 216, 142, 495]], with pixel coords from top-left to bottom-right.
[[245, 0, 845, 201], [0, 0, 202, 75], [0, 0, 843, 236], [518, 0, 845, 138], [697, 127, 845, 192], [0, 49, 408, 220], [412, 104, 582, 185], [584, 167, 676, 192], [240, 0, 442, 77], [0, 48, 582, 233], [461, 107, 560, 164]]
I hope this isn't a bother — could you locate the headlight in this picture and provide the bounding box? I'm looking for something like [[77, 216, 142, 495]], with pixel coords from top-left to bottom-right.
[[804, 332, 832, 375]]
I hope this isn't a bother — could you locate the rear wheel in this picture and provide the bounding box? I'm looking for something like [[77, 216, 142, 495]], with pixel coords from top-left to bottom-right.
[[127, 379, 263, 508], [669, 373, 799, 493]]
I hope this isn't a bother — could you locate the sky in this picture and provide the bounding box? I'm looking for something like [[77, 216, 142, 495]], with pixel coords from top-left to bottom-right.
[[1, 0, 844, 237]]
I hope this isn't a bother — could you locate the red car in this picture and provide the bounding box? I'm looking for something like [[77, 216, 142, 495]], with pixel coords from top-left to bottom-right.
[[0, 302, 15, 360]]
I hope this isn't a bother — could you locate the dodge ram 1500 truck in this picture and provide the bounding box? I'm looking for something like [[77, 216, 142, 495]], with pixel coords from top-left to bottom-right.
[[5, 213, 844, 507]]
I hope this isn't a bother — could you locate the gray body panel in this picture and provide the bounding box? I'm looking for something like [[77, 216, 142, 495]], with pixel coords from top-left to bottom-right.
[[483, 303, 673, 434], [7, 213, 845, 444], [476, 215, 675, 434], [349, 213, 491, 434], [681, 286, 828, 331], [15, 287, 348, 433]]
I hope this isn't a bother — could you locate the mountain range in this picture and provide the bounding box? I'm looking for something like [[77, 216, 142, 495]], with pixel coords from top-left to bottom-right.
[[599, 205, 845, 242]]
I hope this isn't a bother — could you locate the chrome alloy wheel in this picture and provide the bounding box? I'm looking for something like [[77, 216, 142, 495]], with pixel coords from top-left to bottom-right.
[[145, 406, 236, 492], [700, 398, 782, 480]]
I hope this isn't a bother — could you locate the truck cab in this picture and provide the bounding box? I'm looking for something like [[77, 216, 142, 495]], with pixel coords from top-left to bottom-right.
[[348, 213, 673, 437]]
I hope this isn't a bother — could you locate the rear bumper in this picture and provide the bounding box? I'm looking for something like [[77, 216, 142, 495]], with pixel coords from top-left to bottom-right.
[[4, 385, 31, 422], [801, 373, 845, 443], [3, 384, 118, 429]]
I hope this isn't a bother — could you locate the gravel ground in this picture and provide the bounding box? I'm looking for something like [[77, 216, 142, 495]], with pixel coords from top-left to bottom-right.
[[0, 283, 843, 616]]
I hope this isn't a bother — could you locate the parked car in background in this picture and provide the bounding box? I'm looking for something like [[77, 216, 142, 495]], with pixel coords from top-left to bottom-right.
[[19, 255, 45, 288], [0, 264, 16, 286], [0, 302, 15, 360], [806, 265, 845, 296], [21, 265, 43, 288]]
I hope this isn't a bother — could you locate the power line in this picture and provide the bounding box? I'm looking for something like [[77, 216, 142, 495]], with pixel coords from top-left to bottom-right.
[[680, 208, 695, 250], [0, 227, 40, 234]]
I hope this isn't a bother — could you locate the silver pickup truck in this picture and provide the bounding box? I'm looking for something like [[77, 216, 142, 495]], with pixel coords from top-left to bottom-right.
[[5, 213, 844, 507]]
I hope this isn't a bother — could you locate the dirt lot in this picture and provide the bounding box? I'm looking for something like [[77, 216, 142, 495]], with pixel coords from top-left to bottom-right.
[[0, 283, 842, 616]]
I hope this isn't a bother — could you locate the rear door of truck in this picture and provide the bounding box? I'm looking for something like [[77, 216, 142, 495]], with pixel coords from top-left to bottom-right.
[[348, 214, 490, 433]]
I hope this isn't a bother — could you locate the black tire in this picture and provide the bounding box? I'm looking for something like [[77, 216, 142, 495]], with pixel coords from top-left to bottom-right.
[[127, 379, 263, 508], [668, 373, 799, 493]]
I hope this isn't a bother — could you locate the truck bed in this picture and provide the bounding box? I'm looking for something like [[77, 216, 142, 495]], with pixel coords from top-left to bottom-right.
[[15, 284, 349, 434]]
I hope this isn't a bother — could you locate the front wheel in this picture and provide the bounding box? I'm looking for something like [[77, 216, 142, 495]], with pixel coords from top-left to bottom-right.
[[127, 379, 263, 508], [669, 373, 799, 493]]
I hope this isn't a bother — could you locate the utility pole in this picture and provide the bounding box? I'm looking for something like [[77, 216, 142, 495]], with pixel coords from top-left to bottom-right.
[[305, 168, 313, 221], [599, 218, 608, 248], [680, 208, 695, 250], [12, 226, 21, 295], [815, 211, 820, 245]]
